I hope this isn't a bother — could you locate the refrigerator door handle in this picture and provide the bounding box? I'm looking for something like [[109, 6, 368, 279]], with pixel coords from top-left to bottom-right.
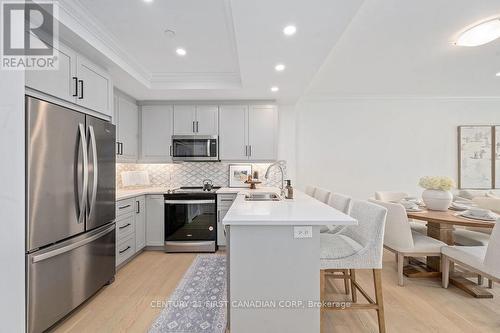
[[78, 123, 88, 224], [31, 224, 115, 263], [87, 125, 98, 219]]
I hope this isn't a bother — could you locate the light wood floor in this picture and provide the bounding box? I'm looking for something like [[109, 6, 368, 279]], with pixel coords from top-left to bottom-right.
[[51, 250, 500, 333]]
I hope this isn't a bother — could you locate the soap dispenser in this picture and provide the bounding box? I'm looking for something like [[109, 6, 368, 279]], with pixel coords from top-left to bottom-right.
[[285, 180, 294, 199]]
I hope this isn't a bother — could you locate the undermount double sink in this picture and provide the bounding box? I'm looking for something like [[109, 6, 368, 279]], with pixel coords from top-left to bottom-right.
[[244, 192, 281, 201]]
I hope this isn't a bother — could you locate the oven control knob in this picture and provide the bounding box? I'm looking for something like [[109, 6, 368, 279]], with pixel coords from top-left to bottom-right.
[[209, 226, 214, 231]]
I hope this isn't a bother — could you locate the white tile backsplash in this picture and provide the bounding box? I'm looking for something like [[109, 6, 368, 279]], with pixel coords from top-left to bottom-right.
[[116, 161, 287, 189]]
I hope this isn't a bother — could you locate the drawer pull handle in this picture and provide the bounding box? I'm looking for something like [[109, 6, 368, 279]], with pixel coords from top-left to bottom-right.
[[221, 199, 233, 202], [119, 223, 131, 230], [119, 246, 131, 254], [118, 204, 131, 210]]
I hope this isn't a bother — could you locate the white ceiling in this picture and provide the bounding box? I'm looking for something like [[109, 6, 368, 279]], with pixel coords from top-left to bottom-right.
[[61, 0, 500, 103], [304, 0, 500, 99], [63, 0, 364, 102]]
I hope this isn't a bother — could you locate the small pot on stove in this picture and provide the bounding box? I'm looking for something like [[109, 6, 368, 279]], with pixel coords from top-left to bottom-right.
[[202, 179, 214, 192]]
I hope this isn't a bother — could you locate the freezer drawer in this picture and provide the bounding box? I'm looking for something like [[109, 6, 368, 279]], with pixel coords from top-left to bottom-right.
[[27, 223, 115, 333]]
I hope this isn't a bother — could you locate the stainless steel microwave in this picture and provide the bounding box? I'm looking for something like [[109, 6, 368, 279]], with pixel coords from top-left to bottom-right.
[[172, 135, 219, 161]]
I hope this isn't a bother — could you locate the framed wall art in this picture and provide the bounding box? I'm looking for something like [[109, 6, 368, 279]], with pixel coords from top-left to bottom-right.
[[229, 164, 252, 188], [495, 126, 500, 189], [458, 126, 493, 189]]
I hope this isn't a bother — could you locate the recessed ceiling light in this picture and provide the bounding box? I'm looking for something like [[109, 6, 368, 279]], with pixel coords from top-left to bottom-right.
[[275, 64, 285, 72], [143, 0, 154, 3], [270, 86, 279, 92], [176, 48, 187, 56], [496, 72, 500, 77], [283, 25, 297, 36], [456, 18, 500, 46]]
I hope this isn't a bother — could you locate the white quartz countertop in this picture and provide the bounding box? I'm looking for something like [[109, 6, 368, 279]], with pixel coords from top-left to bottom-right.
[[117, 186, 278, 200], [223, 189, 358, 226], [116, 187, 172, 200]]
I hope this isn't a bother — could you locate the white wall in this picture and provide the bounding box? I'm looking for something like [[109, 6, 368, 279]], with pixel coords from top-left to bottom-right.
[[0, 71, 26, 332], [277, 104, 297, 181], [295, 98, 500, 199]]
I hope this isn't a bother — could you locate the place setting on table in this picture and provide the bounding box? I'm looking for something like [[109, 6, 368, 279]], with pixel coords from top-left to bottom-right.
[[393, 176, 498, 297]]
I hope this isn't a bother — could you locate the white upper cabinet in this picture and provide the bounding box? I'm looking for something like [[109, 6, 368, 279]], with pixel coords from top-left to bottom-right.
[[248, 105, 278, 161], [219, 105, 277, 161], [219, 105, 248, 160], [195, 105, 219, 135], [25, 41, 113, 118], [141, 105, 173, 162], [75, 56, 113, 117], [26, 43, 77, 102], [173, 105, 196, 135], [115, 94, 138, 162], [173, 105, 219, 136]]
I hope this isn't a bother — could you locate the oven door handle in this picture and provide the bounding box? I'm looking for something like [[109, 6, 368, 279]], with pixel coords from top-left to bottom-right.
[[164, 200, 216, 204]]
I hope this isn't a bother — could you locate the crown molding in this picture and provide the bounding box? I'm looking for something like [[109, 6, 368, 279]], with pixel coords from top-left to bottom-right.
[[57, 0, 242, 90], [299, 93, 500, 103], [58, 0, 152, 87]]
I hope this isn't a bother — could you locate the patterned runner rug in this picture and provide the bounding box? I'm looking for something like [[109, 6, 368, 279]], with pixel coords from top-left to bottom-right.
[[149, 254, 227, 333]]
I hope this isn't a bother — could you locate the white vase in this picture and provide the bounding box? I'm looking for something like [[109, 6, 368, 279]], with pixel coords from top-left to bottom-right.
[[422, 189, 453, 211]]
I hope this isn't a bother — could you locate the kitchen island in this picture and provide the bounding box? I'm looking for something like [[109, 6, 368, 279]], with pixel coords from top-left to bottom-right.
[[223, 190, 357, 333]]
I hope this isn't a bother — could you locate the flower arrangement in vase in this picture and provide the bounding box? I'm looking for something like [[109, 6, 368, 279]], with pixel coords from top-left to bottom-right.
[[419, 176, 455, 211]]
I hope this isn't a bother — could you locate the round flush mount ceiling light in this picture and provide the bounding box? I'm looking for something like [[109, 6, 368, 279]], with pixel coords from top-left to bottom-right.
[[275, 63, 285, 72], [176, 48, 187, 56], [283, 25, 297, 36], [456, 18, 500, 46], [270, 86, 279, 92]]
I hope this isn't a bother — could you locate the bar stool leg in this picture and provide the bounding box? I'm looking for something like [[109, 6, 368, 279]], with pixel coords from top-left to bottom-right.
[[350, 269, 357, 303], [343, 269, 350, 295], [373, 269, 386, 333], [320, 270, 326, 332]]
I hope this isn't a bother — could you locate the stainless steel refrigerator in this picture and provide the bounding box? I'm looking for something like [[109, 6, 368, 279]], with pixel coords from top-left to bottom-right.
[[25, 96, 116, 333]]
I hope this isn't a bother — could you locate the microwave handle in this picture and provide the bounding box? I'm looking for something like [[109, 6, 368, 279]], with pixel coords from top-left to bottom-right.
[[207, 140, 211, 157]]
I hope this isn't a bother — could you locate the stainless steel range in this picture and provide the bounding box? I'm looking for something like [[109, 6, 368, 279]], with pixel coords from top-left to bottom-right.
[[164, 186, 221, 252]]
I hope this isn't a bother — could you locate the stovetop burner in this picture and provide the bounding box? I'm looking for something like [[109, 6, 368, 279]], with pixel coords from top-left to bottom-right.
[[173, 186, 221, 194]]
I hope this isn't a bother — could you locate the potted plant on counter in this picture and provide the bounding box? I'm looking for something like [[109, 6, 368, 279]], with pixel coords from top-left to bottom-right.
[[419, 176, 455, 211]]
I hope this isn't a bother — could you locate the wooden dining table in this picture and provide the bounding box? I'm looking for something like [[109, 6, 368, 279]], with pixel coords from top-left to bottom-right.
[[406, 209, 495, 298]]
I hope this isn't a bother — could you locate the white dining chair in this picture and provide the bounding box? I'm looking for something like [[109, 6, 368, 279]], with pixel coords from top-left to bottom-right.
[[369, 199, 446, 286], [305, 185, 316, 197], [320, 200, 387, 333], [374, 191, 427, 235], [374, 191, 408, 202], [313, 187, 331, 204], [453, 228, 490, 246], [442, 220, 500, 290], [450, 196, 496, 246]]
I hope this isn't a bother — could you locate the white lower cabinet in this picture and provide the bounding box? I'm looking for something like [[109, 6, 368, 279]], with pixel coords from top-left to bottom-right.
[[116, 235, 136, 267], [146, 195, 165, 247], [217, 194, 237, 246], [135, 196, 146, 251], [115, 195, 146, 267]]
